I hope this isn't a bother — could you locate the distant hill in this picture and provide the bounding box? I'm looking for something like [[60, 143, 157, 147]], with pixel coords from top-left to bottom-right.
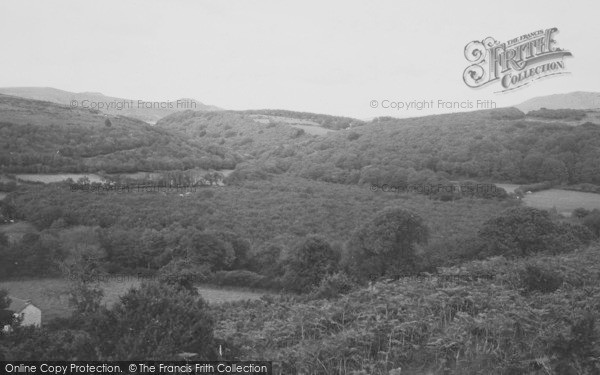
[[0, 87, 221, 124], [516, 91, 600, 113], [0, 94, 237, 173], [238, 109, 365, 130]]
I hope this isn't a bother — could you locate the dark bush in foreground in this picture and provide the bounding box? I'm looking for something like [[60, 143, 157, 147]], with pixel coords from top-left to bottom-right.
[[520, 263, 564, 293], [310, 272, 357, 299]]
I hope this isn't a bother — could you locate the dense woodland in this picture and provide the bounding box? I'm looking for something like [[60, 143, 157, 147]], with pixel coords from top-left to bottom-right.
[[0, 95, 238, 173], [156, 107, 600, 189]]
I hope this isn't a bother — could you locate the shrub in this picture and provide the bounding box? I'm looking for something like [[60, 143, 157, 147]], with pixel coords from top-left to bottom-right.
[[282, 236, 340, 293], [583, 210, 600, 237], [92, 282, 217, 359], [310, 272, 357, 299], [573, 207, 592, 219], [345, 208, 429, 280], [478, 207, 563, 257], [347, 132, 361, 141], [519, 263, 563, 293]]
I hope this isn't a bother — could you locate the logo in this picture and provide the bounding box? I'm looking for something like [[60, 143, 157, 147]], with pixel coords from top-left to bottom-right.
[[463, 28, 572, 92]]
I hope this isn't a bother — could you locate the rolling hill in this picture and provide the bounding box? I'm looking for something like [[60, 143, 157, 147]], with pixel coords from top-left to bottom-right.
[[0, 87, 221, 124], [0, 94, 238, 173], [516, 91, 600, 113]]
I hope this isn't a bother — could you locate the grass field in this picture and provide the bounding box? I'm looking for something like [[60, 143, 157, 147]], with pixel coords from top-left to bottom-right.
[[15, 174, 105, 183], [494, 183, 599, 215], [288, 124, 334, 135], [522, 189, 600, 215], [0, 278, 270, 322], [0, 222, 38, 243]]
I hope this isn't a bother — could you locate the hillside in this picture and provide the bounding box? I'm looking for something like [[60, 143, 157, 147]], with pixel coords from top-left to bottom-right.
[[266, 108, 600, 187], [156, 110, 314, 163], [0, 87, 220, 124], [156, 106, 600, 189], [214, 243, 600, 374], [516, 91, 600, 113], [239, 109, 365, 130], [0, 94, 237, 173]]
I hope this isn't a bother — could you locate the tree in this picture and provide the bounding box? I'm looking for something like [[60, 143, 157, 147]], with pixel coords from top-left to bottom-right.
[[521, 153, 545, 181], [213, 231, 251, 270], [0, 289, 14, 328], [478, 207, 590, 257], [583, 210, 600, 238], [69, 280, 103, 316], [282, 236, 340, 293], [249, 243, 284, 278], [539, 158, 568, 183], [158, 258, 210, 293], [91, 282, 216, 360], [181, 232, 235, 271], [346, 208, 429, 280]]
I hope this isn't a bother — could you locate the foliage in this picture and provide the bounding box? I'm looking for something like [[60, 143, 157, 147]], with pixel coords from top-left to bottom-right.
[[0, 289, 14, 328], [310, 271, 357, 299], [0, 96, 237, 174], [90, 282, 216, 360], [282, 236, 340, 293], [213, 245, 600, 374], [346, 208, 429, 280], [478, 207, 591, 257], [583, 209, 600, 237], [527, 108, 587, 121]]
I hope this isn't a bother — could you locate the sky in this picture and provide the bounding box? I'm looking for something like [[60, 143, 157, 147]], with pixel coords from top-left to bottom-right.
[[0, 0, 599, 119]]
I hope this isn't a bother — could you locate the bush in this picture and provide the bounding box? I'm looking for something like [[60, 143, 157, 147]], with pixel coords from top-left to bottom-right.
[[478, 207, 569, 257], [519, 263, 563, 293], [282, 236, 340, 293], [310, 272, 357, 299], [347, 132, 361, 141], [345, 208, 429, 281], [583, 210, 600, 237], [573, 207, 592, 219]]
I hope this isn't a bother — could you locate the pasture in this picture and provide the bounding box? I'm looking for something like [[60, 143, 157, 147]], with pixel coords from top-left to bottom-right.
[[494, 183, 599, 215], [0, 222, 38, 243], [521, 189, 600, 215], [0, 278, 270, 321], [15, 173, 105, 184]]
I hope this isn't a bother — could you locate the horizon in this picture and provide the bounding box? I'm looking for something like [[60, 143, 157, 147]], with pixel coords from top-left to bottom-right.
[[1, 86, 597, 121], [1, 0, 599, 119]]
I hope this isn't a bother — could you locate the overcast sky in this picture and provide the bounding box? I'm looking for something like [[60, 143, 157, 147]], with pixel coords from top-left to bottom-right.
[[1, 0, 598, 118]]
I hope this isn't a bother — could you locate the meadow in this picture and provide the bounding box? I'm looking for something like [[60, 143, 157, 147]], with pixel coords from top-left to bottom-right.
[[521, 189, 600, 214], [0, 278, 269, 321], [494, 183, 600, 215], [15, 174, 106, 184]]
